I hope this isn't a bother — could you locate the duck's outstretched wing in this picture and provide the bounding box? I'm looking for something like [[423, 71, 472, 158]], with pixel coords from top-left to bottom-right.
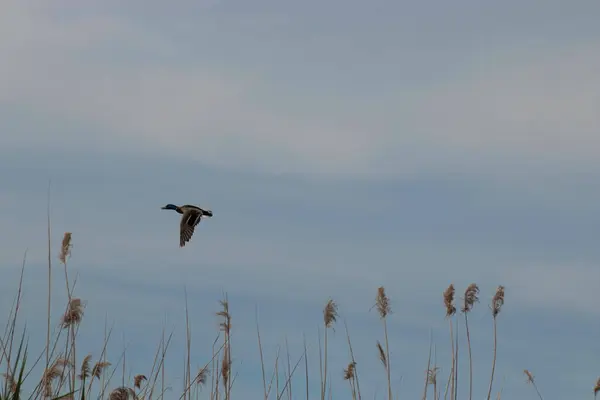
[[179, 209, 202, 247]]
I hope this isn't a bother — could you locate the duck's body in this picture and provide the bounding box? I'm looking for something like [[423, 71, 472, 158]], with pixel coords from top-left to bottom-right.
[[161, 204, 213, 247]]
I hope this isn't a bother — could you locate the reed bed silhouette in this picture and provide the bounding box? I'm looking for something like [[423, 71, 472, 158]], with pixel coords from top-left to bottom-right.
[[1, 228, 597, 400]]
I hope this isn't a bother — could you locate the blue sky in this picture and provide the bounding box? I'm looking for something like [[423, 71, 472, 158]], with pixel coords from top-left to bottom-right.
[[1, 1, 600, 399]]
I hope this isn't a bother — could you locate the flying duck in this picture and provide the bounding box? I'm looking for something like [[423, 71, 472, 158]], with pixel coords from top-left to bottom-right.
[[161, 204, 213, 247]]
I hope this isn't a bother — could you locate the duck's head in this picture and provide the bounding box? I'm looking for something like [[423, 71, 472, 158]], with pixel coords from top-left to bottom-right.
[[161, 204, 179, 211]]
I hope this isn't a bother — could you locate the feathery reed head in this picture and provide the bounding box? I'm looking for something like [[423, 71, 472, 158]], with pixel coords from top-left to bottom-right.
[[594, 377, 600, 396], [78, 354, 92, 380], [216, 299, 231, 334], [492, 285, 505, 317], [323, 298, 338, 328], [427, 367, 439, 385], [42, 358, 70, 397], [92, 361, 111, 380], [221, 347, 230, 389], [461, 283, 480, 313], [134, 374, 147, 389], [195, 366, 210, 386], [524, 369, 535, 384], [443, 284, 456, 317], [62, 298, 85, 328], [343, 362, 356, 381], [59, 232, 72, 264], [376, 286, 391, 318], [2, 373, 17, 393], [109, 386, 136, 400], [376, 341, 387, 368]]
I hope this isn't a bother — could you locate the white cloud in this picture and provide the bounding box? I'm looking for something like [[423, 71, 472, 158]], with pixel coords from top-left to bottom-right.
[[1, 2, 599, 177]]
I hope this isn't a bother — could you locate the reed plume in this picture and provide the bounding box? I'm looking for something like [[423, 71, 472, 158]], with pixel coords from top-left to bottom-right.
[[428, 367, 439, 400], [321, 298, 338, 400], [461, 283, 479, 400], [343, 362, 357, 400], [195, 366, 209, 387], [134, 374, 147, 389], [78, 354, 92, 380], [524, 369, 543, 400], [221, 347, 230, 392], [443, 284, 456, 400], [343, 320, 362, 400], [2, 373, 16, 394], [92, 361, 112, 380], [109, 386, 136, 400], [375, 286, 393, 400], [217, 295, 232, 400], [376, 341, 387, 368], [62, 298, 84, 328], [343, 362, 356, 381], [87, 360, 111, 397], [42, 358, 70, 397], [594, 377, 600, 398], [487, 285, 505, 400], [59, 232, 72, 265]]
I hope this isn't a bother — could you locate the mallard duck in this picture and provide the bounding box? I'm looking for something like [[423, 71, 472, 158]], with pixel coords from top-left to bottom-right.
[[161, 204, 213, 247]]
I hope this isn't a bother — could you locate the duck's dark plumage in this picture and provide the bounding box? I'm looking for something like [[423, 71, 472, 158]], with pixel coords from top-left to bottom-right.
[[162, 203, 213, 247]]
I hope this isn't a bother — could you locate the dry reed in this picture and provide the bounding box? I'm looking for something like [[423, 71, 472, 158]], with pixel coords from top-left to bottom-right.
[[442, 284, 456, 400], [321, 298, 338, 400], [524, 369, 543, 400], [461, 283, 479, 400], [375, 287, 393, 400], [487, 285, 505, 400]]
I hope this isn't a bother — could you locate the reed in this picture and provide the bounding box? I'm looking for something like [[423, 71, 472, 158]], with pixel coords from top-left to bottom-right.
[[486, 285, 505, 400], [461, 283, 479, 400], [3, 227, 568, 400]]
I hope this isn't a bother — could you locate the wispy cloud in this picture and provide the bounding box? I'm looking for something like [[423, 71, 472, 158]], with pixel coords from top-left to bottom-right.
[[2, 1, 599, 177], [2, 1, 600, 399]]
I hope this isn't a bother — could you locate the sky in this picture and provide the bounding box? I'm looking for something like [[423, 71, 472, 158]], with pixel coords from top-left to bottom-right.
[[1, 0, 600, 399]]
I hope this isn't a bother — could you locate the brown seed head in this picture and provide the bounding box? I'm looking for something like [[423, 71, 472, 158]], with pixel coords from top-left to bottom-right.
[[427, 367, 439, 385], [62, 298, 85, 328], [2, 373, 17, 393], [492, 285, 505, 317], [195, 366, 210, 386], [216, 299, 231, 334], [109, 386, 136, 400], [134, 374, 147, 389], [92, 361, 111, 380], [594, 377, 600, 396], [78, 354, 92, 380], [443, 284, 456, 317], [59, 232, 72, 264], [376, 341, 387, 368], [343, 362, 356, 381], [524, 369, 535, 384], [221, 347, 230, 389], [323, 298, 338, 328], [461, 283, 480, 313], [43, 358, 70, 397], [376, 286, 391, 318]]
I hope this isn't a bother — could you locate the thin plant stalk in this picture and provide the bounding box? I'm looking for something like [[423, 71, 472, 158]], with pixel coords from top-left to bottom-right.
[[462, 283, 479, 400], [487, 286, 505, 400], [343, 320, 362, 400], [45, 180, 52, 399], [322, 299, 338, 400], [255, 307, 267, 400], [376, 287, 392, 400], [422, 331, 432, 400], [303, 334, 309, 400]]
